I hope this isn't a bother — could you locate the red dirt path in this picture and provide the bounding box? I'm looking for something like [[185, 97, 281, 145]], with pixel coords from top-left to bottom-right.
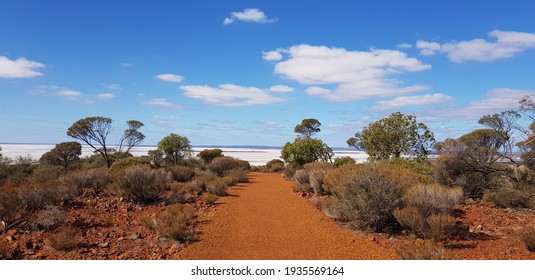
[[176, 172, 396, 259]]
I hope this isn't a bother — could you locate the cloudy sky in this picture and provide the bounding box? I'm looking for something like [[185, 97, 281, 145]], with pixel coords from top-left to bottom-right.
[[1, 0, 535, 147]]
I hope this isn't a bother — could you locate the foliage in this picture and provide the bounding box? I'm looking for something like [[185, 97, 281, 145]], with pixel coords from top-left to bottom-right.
[[67, 116, 114, 168], [334, 156, 356, 168], [118, 120, 145, 153], [294, 118, 321, 138], [292, 169, 311, 193], [147, 149, 165, 167], [202, 193, 219, 205], [32, 164, 64, 182], [113, 166, 170, 203], [67, 117, 145, 168], [483, 187, 532, 209], [60, 169, 111, 196], [205, 178, 228, 196], [40, 141, 82, 169], [347, 112, 434, 161], [197, 148, 223, 163], [110, 156, 151, 170], [281, 137, 333, 166], [157, 133, 192, 165]]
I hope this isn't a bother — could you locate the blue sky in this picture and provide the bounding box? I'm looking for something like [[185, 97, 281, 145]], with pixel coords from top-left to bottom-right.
[[1, 0, 535, 148]]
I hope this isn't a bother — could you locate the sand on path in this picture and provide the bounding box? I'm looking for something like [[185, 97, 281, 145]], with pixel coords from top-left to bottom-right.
[[177, 172, 395, 259]]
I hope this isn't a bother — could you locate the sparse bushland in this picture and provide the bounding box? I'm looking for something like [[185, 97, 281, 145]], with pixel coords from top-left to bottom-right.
[[48, 225, 79, 251], [32, 164, 64, 182], [0, 183, 69, 231], [516, 224, 535, 252], [0, 156, 37, 185], [142, 203, 196, 242], [112, 166, 170, 203]]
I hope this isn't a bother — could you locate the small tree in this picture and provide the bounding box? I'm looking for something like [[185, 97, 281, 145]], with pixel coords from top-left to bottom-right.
[[281, 138, 333, 166], [347, 112, 434, 161], [157, 133, 192, 165], [67, 117, 113, 168], [67, 117, 145, 168], [294, 118, 321, 138], [118, 120, 145, 154], [40, 141, 82, 169]]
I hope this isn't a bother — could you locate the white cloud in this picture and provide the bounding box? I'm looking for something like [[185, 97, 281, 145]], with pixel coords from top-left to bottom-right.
[[305, 86, 331, 96], [97, 93, 115, 100], [180, 84, 286, 106], [269, 85, 294, 93], [156, 73, 184, 83], [262, 50, 283, 61], [31, 86, 82, 100], [0, 56, 45, 78], [416, 30, 535, 62], [374, 93, 454, 110], [223, 8, 277, 25], [57, 89, 82, 97], [397, 43, 413, 49], [438, 88, 535, 119], [270, 44, 431, 101], [121, 63, 134, 68], [144, 98, 182, 109], [108, 83, 122, 90]]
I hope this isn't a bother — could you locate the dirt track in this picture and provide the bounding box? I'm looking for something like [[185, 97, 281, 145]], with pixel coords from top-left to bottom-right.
[[177, 172, 396, 260]]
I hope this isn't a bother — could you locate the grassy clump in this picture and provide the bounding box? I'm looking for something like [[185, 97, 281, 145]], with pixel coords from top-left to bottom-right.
[[143, 204, 196, 242], [113, 166, 170, 203]]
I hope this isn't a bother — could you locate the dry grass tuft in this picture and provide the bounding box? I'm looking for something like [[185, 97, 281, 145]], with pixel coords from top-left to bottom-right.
[[395, 239, 448, 260], [144, 204, 196, 242], [517, 224, 535, 252], [113, 166, 170, 203], [48, 225, 78, 251]]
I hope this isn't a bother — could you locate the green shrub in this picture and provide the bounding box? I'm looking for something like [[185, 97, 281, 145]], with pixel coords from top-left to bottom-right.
[[325, 164, 426, 232], [113, 166, 170, 203], [304, 162, 334, 194], [483, 187, 531, 209], [32, 164, 64, 182], [266, 159, 285, 169], [292, 169, 311, 193], [334, 156, 356, 168], [169, 166, 195, 182], [223, 168, 249, 183], [197, 149, 223, 163], [111, 156, 151, 170], [207, 156, 236, 176], [60, 168, 111, 196]]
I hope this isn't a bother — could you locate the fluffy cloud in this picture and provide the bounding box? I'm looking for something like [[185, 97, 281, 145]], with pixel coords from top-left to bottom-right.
[[416, 30, 535, 62], [144, 98, 182, 109], [0, 56, 45, 78], [156, 73, 184, 83], [374, 93, 453, 110], [97, 93, 115, 100], [269, 85, 294, 93], [262, 50, 283, 61], [223, 8, 277, 25], [269, 44, 431, 101], [437, 88, 535, 119], [180, 84, 286, 106]]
